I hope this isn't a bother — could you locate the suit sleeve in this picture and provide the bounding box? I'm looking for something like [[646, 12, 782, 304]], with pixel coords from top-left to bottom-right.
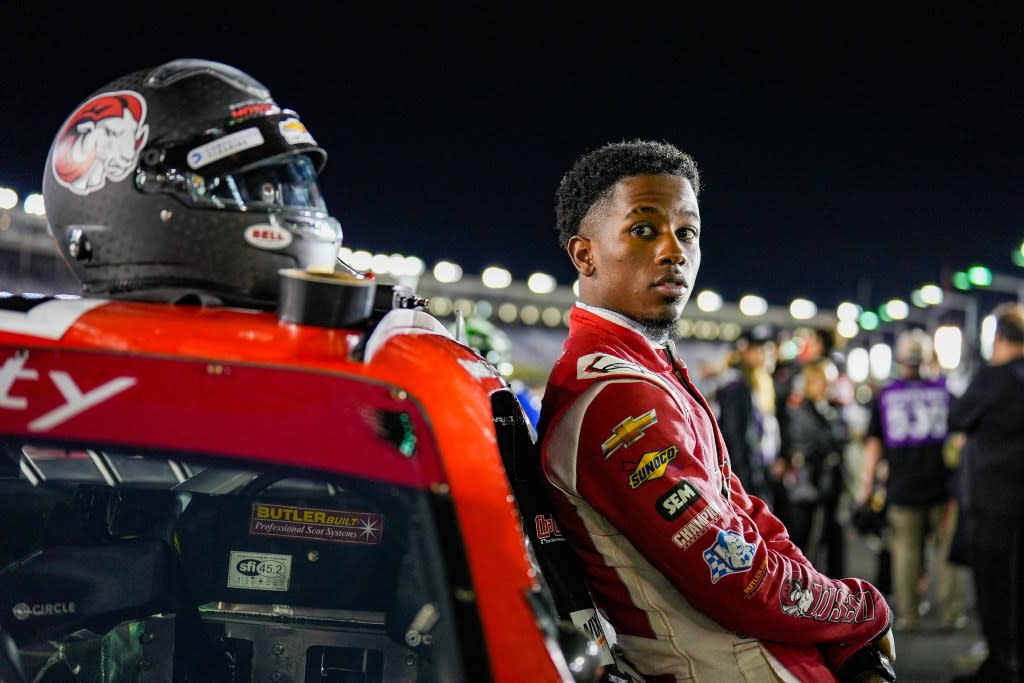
[[569, 379, 890, 670]]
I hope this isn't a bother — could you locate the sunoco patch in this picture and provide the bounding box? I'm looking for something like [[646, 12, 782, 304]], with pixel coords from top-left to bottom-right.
[[250, 503, 383, 545]]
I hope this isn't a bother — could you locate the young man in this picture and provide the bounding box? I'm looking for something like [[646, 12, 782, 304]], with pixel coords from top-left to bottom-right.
[[537, 140, 894, 682]]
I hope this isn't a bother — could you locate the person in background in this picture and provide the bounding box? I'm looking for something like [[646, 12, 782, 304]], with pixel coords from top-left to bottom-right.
[[774, 327, 836, 475], [537, 139, 894, 682], [713, 325, 783, 509], [858, 328, 966, 632], [784, 359, 849, 578], [948, 302, 1024, 683]]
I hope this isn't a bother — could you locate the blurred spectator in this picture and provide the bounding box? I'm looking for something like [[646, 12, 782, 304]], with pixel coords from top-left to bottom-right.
[[711, 325, 782, 508], [859, 328, 967, 632], [783, 359, 849, 577], [947, 301, 1024, 683], [774, 327, 835, 469]]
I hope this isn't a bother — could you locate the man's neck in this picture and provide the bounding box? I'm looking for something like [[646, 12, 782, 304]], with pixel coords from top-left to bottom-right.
[[577, 302, 675, 346]]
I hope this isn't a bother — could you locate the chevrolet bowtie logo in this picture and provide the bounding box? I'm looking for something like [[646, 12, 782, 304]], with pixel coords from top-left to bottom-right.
[[602, 409, 657, 457]]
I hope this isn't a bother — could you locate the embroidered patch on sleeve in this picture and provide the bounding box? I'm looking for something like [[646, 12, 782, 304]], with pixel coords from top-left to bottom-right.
[[703, 530, 755, 583], [602, 409, 657, 457], [656, 479, 701, 520], [627, 445, 678, 488]]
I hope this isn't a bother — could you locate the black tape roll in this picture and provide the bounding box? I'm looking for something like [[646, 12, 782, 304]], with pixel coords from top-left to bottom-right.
[[277, 268, 376, 329]]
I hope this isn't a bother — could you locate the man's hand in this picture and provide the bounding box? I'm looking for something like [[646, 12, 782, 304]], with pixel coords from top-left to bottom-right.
[[875, 626, 895, 662], [836, 628, 896, 683]]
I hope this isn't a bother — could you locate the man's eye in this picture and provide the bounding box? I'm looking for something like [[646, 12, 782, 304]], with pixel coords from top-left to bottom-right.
[[678, 227, 698, 241], [630, 224, 655, 237]]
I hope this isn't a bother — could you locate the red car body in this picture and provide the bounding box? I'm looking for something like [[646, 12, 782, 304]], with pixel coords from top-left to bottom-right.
[[0, 287, 598, 683]]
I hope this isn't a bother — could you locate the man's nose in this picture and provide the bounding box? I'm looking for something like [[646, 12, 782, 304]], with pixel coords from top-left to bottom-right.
[[657, 232, 687, 264]]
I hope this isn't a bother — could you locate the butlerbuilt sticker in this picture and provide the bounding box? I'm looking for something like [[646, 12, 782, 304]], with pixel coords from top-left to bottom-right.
[[227, 551, 291, 591], [250, 503, 383, 545]]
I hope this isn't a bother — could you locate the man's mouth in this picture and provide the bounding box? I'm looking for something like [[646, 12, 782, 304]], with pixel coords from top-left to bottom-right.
[[653, 274, 689, 297]]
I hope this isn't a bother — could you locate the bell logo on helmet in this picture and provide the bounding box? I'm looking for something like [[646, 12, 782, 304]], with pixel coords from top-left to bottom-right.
[[244, 224, 293, 250], [52, 90, 149, 196]]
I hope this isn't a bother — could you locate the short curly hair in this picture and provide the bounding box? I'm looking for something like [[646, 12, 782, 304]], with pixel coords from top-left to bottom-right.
[[554, 139, 701, 248]]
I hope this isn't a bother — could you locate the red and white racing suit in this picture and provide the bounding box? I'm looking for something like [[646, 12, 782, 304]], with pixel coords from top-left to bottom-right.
[[539, 305, 890, 683]]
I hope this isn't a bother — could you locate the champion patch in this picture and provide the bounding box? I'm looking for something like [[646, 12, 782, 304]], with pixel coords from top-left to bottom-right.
[[703, 530, 755, 583]]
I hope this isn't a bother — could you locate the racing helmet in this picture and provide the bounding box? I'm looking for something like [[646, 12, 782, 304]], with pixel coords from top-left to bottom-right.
[[42, 58, 343, 307]]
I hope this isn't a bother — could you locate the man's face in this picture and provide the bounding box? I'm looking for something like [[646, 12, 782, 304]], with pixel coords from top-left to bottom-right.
[[568, 174, 700, 327]]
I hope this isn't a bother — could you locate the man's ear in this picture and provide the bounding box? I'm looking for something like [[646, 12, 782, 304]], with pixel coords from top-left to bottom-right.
[[567, 235, 595, 277]]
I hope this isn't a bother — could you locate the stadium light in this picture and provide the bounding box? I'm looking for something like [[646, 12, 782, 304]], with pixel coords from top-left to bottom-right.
[[967, 264, 992, 287], [0, 187, 18, 210]]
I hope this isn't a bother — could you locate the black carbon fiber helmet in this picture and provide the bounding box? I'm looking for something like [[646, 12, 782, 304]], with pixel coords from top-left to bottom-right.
[[42, 58, 343, 307]]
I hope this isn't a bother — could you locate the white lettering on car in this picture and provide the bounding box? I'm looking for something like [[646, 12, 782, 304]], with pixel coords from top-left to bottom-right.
[[0, 352, 136, 431]]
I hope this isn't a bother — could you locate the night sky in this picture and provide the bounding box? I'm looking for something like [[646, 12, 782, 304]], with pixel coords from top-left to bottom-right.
[[2, 7, 1021, 311]]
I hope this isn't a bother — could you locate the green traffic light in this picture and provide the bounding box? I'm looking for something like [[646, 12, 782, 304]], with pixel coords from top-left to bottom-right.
[[967, 264, 992, 287], [952, 271, 971, 291]]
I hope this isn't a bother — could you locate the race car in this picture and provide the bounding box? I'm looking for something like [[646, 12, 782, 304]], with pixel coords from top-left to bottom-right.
[[0, 272, 614, 683]]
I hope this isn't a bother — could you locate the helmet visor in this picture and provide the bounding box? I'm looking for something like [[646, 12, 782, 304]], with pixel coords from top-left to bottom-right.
[[198, 154, 328, 211]]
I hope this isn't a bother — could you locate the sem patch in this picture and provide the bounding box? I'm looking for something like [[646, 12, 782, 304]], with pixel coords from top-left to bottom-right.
[[702, 530, 755, 583], [627, 445, 677, 489], [227, 550, 291, 591], [656, 480, 701, 520], [602, 409, 657, 457], [250, 503, 383, 545]]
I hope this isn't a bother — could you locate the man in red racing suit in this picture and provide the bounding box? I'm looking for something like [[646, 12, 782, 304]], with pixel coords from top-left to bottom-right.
[[537, 140, 894, 682]]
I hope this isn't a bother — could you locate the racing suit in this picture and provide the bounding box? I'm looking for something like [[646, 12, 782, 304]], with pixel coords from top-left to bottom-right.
[[538, 305, 891, 682]]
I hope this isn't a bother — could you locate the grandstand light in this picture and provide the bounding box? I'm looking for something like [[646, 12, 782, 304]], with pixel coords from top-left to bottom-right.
[[433, 260, 463, 284], [349, 249, 373, 272], [520, 304, 540, 325], [453, 298, 475, 317], [402, 255, 426, 277], [836, 302, 861, 323], [527, 272, 557, 294], [836, 319, 859, 339], [542, 306, 562, 327], [481, 266, 512, 289], [695, 289, 723, 312], [789, 297, 817, 320], [386, 252, 408, 275], [858, 311, 880, 331], [738, 294, 767, 317], [967, 264, 993, 287], [919, 284, 943, 306], [1013, 242, 1024, 268], [884, 298, 909, 321], [371, 252, 393, 274], [0, 187, 18, 210], [720, 322, 742, 341], [846, 347, 870, 383], [497, 302, 519, 323], [935, 325, 963, 369], [869, 343, 893, 381], [427, 296, 453, 317], [24, 193, 45, 216], [910, 289, 927, 308], [474, 300, 493, 319]]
